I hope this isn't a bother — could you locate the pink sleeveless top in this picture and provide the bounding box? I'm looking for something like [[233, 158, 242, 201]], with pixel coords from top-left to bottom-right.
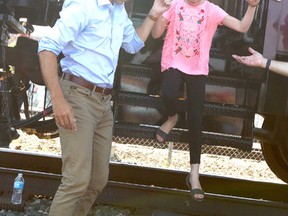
[[161, 0, 228, 75]]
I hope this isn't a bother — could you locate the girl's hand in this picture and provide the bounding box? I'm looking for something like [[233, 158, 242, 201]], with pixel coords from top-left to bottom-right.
[[246, 0, 260, 7]]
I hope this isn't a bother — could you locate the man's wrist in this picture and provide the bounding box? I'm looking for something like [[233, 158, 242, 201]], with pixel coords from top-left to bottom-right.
[[148, 14, 158, 22], [148, 9, 161, 22], [265, 59, 271, 71]]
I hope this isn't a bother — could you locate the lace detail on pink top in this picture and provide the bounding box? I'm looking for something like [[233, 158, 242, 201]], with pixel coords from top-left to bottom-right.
[[161, 0, 228, 75], [174, 6, 206, 59]]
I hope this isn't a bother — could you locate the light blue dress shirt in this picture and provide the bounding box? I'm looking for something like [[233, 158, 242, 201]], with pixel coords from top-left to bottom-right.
[[38, 0, 144, 88]]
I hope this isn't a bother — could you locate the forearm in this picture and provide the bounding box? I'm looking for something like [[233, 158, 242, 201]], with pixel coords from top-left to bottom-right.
[[266, 59, 288, 77], [237, 6, 257, 33], [136, 10, 162, 42], [38, 50, 64, 101], [151, 16, 167, 39], [223, 5, 257, 33]]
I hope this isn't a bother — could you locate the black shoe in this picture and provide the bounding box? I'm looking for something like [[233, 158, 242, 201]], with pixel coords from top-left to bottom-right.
[[10, 127, 20, 140]]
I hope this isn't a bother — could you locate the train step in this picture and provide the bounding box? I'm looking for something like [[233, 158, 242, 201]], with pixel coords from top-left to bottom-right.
[[115, 91, 255, 120], [113, 122, 253, 151], [118, 63, 262, 90]]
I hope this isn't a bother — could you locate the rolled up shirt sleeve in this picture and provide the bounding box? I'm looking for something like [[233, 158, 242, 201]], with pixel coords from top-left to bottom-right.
[[38, 0, 89, 55], [121, 17, 145, 54]]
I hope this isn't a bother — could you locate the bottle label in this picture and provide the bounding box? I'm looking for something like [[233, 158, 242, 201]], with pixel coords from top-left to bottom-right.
[[14, 182, 24, 190]]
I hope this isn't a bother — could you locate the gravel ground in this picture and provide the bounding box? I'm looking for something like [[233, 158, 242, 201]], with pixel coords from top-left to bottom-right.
[[1, 130, 285, 216], [9, 130, 284, 184]]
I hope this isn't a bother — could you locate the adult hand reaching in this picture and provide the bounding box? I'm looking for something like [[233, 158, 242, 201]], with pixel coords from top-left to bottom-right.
[[232, 47, 288, 77], [232, 47, 266, 68]]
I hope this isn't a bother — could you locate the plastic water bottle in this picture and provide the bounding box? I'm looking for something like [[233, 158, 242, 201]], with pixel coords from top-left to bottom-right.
[[11, 173, 25, 205]]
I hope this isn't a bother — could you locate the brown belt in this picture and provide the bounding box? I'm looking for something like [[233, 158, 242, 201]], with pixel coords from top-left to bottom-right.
[[62, 73, 112, 95]]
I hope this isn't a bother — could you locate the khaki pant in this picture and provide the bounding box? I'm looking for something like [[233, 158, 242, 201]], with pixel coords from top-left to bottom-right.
[[48, 79, 113, 216]]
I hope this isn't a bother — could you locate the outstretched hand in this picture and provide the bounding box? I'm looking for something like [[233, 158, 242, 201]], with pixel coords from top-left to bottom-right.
[[232, 47, 265, 68], [246, 0, 260, 7]]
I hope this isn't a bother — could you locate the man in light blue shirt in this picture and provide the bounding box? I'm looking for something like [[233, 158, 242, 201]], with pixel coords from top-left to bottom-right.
[[38, 0, 171, 215]]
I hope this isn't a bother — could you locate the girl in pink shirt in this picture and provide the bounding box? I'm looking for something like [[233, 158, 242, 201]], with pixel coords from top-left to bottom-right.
[[152, 0, 260, 201]]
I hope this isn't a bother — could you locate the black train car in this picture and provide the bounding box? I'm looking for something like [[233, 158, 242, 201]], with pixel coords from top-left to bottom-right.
[[0, 0, 288, 183]]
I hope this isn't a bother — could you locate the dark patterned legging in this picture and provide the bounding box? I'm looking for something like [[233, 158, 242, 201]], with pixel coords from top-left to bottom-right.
[[161, 68, 207, 164]]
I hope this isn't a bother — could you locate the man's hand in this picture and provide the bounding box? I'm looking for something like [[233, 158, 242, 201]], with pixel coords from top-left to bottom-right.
[[232, 47, 266, 68], [52, 97, 77, 131], [150, 0, 172, 18]]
